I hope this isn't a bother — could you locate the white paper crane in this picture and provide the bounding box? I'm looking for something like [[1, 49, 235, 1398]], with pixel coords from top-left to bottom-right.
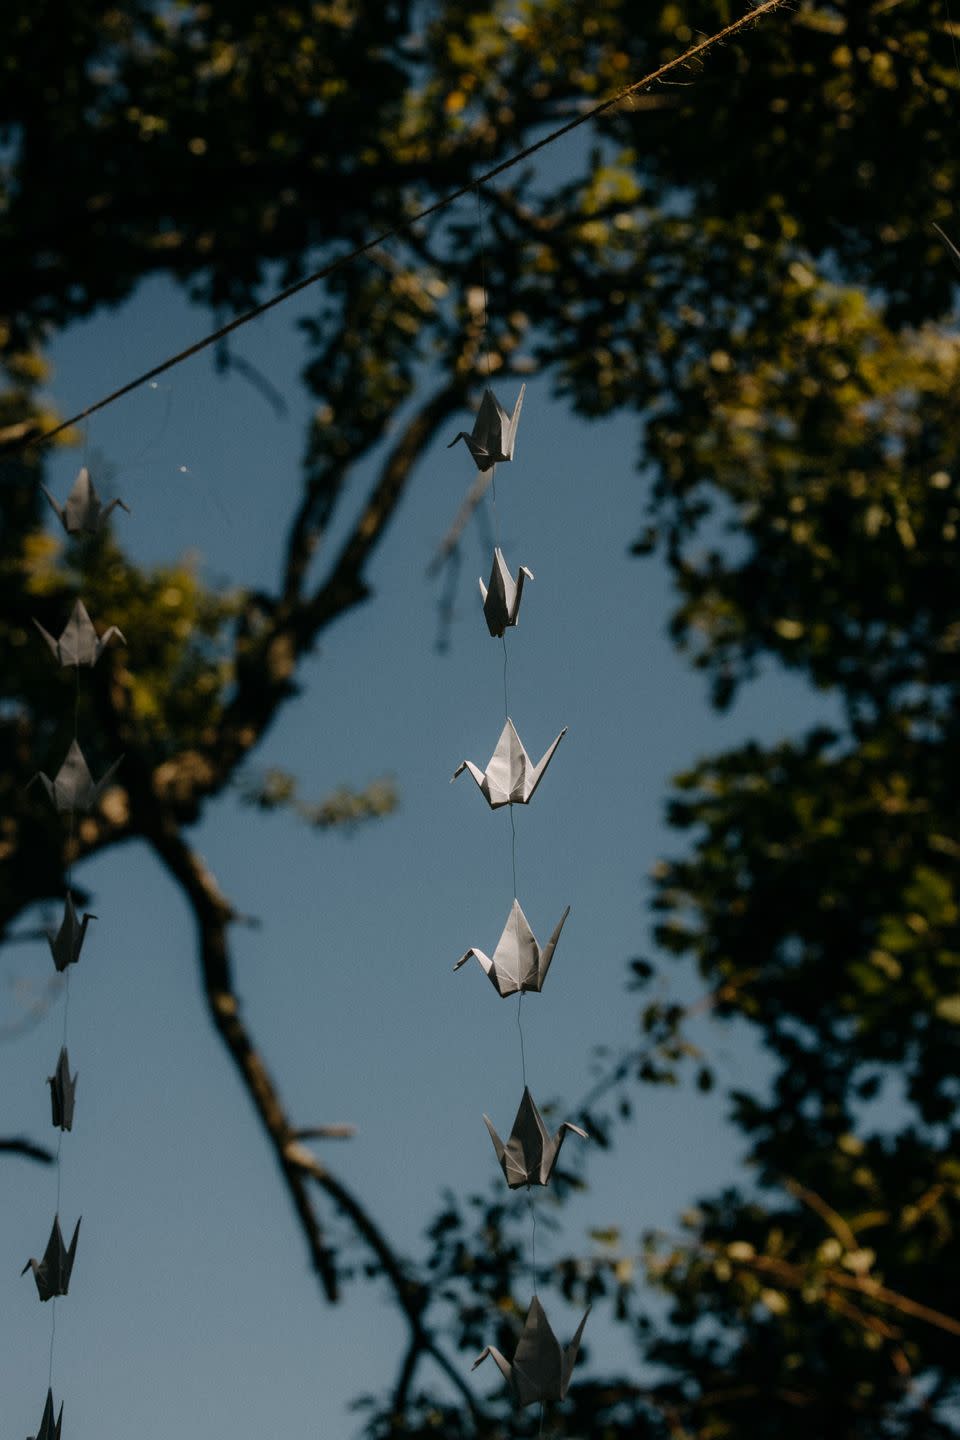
[[34, 599, 125, 667], [452, 718, 566, 808], [454, 899, 569, 996], [484, 1088, 587, 1188], [34, 740, 123, 813], [22, 1214, 81, 1300], [47, 894, 96, 972], [42, 467, 130, 534], [448, 385, 525, 471], [48, 1047, 77, 1132], [27, 1390, 63, 1440], [472, 1295, 589, 1408], [479, 550, 533, 637]]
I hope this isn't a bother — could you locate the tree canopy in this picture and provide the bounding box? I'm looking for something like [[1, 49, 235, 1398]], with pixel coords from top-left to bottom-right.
[[2, 1, 960, 1435]]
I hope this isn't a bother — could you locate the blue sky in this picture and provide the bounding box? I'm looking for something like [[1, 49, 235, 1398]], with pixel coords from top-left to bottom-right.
[[2, 243, 838, 1436]]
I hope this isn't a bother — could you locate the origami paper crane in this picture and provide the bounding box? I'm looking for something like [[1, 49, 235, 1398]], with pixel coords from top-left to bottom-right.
[[34, 740, 123, 814], [28, 1390, 63, 1440], [22, 1214, 81, 1300], [452, 718, 566, 808], [48, 1048, 77, 1132], [479, 550, 533, 638], [448, 385, 525, 471], [454, 899, 570, 997], [42, 467, 130, 534], [34, 599, 125, 667], [483, 1088, 587, 1188], [472, 1295, 589, 1408], [48, 894, 96, 973]]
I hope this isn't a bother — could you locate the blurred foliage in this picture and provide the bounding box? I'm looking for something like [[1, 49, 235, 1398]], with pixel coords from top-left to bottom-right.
[[2, 0, 960, 1436], [238, 766, 397, 829]]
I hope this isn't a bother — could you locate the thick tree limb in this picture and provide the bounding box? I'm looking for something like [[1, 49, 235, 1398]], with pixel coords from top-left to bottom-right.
[[182, 381, 466, 804], [148, 822, 483, 1422], [146, 819, 340, 1300], [297, 380, 465, 638]]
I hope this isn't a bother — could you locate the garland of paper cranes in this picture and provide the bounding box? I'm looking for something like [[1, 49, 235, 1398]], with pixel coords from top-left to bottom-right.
[[23, 468, 128, 1440], [22, 399, 587, 1432], [448, 384, 590, 1416]]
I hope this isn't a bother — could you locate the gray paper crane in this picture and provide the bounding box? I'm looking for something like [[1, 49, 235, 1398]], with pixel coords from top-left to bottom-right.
[[28, 1390, 63, 1440], [472, 1296, 589, 1408], [448, 384, 525, 471], [479, 550, 533, 637], [452, 718, 566, 808], [48, 1048, 77, 1132], [22, 1214, 81, 1300], [34, 739, 123, 813], [48, 894, 96, 972], [42, 467, 130, 534], [454, 899, 570, 997], [34, 599, 125, 667], [483, 1087, 587, 1188]]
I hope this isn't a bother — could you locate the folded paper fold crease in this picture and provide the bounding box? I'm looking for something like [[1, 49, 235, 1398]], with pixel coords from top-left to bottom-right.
[[471, 1295, 589, 1408], [22, 1214, 81, 1301], [483, 1087, 587, 1187], [34, 599, 125, 667], [27, 1389, 63, 1440], [452, 718, 566, 808], [479, 549, 533, 637], [454, 898, 569, 996], [42, 466, 129, 534], [48, 1048, 77, 1132], [447, 385, 525, 472], [33, 740, 123, 814]]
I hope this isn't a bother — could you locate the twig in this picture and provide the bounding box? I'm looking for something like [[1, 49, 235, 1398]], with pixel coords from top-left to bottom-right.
[[0, 1136, 55, 1164], [427, 467, 496, 577]]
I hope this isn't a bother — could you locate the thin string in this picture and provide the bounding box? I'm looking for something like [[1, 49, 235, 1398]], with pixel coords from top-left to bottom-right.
[[945, 0, 960, 80], [59, 973, 71, 1067], [478, 180, 503, 554], [490, 467, 501, 552], [516, 992, 527, 1090], [47, 1300, 56, 1388], [56, 969, 69, 1222], [475, 185, 492, 382], [11, 0, 789, 456], [476, 184, 542, 1381], [474, 181, 542, 1349], [49, 662, 81, 1393], [509, 802, 518, 899], [527, 1186, 538, 1294]]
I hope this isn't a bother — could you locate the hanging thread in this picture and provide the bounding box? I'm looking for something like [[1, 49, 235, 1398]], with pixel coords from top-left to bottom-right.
[[474, 180, 540, 1374], [46, 661, 83, 1392], [9, 0, 789, 458]]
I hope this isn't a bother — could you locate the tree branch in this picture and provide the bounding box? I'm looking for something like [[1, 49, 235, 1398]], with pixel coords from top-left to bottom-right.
[[189, 381, 466, 801], [723, 1249, 960, 1340], [297, 379, 465, 637], [426, 466, 494, 578], [146, 820, 340, 1301], [145, 820, 484, 1423], [0, 1136, 54, 1163]]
